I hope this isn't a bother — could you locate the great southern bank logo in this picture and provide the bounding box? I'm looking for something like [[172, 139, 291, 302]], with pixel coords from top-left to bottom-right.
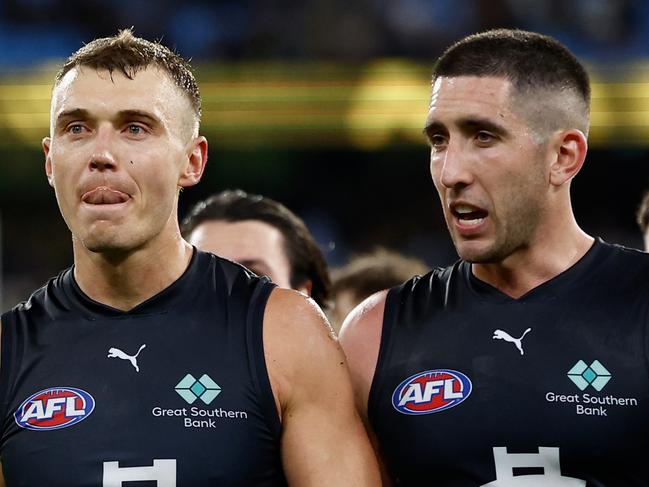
[[175, 374, 221, 405], [392, 369, 472, 415], [545, 359, 637, 417], [567, 360, 611, 391], [153, 374, 246, 429], [14, 387, 95, 431]]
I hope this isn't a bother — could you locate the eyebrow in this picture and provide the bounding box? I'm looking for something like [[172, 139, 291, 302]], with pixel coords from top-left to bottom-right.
[[423, 116, 510, 141], [54, 108, 163, 130], [115, 109, 162, 127], [55, 108, 90, 127]]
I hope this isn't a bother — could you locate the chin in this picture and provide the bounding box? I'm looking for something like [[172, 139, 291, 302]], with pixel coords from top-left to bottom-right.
[[455, 241, 502, 264], [79, 232, 136, 255]]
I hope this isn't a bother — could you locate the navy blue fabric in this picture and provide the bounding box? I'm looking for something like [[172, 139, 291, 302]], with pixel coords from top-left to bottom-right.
[[370, 239, 649, 486], [0, 249, 287, 486]]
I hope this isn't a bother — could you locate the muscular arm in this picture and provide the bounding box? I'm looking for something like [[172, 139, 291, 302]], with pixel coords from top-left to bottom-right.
[[264, 289, 380, 486], [338, 291, 394, 486]]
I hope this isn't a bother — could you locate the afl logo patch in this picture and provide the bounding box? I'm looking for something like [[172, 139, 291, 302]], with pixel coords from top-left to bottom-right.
[[14, 387, 95, 431], [392, 369, 472, 415]]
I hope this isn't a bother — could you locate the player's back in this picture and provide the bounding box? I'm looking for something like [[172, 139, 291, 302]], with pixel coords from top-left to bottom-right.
[[0, 250, 287, 486], [370, 239, 649, 486]]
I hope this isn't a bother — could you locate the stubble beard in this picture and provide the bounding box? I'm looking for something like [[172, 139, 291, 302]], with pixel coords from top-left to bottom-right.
[[451, 187, 544, 265]]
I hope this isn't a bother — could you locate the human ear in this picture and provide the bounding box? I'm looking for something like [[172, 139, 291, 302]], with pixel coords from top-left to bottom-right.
[[179, 135, 208, 188], [549, 129, 588, 187], [43, 137, 54, 187]]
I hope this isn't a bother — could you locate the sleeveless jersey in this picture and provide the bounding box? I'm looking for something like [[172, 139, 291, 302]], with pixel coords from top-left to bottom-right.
[[369, 239, 649, 486], [0, 250, 287, 486]]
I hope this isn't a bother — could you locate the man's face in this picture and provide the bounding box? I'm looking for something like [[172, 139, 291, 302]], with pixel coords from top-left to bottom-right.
[[187, 219, 294, 288], [44, 66, 201, 254], [425, 76, 549, 263]]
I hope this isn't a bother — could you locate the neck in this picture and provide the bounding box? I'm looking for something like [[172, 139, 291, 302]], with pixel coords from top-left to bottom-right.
[[73, 233, 193, 311], [471, 211, 594, 299]]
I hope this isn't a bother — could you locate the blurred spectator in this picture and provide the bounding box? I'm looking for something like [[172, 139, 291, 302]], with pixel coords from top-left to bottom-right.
[[329, 248, 428, 332], [3, 0, 649, 67], [636, 190, 649, 250], [181, 189, 331, 309]]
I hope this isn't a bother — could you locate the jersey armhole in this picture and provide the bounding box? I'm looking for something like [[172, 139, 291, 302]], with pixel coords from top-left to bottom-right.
[[367, 286, 400, 427], [246, 281, 282, 441]]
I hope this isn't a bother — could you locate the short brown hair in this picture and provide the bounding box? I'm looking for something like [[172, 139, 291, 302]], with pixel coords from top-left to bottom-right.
[[56, 28, 201, 120], [331, 248, 428, 303], [434, 29, 590, 106]]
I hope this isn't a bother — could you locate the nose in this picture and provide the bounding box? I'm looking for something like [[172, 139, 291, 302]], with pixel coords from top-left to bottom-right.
[[437, 139, 474, 189], [88, 125, 118, 172]]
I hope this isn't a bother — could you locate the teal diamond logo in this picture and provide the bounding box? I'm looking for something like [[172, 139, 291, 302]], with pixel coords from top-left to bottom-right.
[[175, 373, 221, 405], [567, 360, 611, 391]]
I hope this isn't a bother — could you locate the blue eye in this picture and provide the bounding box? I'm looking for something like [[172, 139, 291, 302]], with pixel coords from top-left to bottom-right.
[[69, 124, 83, 134], [128, 125, 142, 134]]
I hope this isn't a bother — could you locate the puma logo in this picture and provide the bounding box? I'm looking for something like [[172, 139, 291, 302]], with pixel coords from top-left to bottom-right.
[[107, 344, 147, 372], [492, 328, 531, 355]]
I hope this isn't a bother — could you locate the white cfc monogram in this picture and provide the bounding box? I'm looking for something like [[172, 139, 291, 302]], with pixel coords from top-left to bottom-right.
[[481, 447, 585, 486], [103, 459, 177, 487]]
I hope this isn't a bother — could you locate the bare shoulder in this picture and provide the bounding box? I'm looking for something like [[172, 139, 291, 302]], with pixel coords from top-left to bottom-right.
[[338, 290, 388, 417], [263, 288, 340, 412], [264, 287, 334, 340]]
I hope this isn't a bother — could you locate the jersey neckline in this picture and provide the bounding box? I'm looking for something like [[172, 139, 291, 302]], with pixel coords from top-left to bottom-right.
[[463, 237, 608, 303], [62, 247, 206, 319]]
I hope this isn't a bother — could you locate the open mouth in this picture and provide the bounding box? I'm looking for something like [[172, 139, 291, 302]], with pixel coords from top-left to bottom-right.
[[81, 187, 130, 205], [451, 203, 488, 228]]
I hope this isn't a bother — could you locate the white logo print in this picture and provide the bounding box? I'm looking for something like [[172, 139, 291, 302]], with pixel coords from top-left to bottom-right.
[[481, 447, 585, 486], [103, 459, 176, 486], [107, 344, 147, 372], [492, 328, 531, 355]]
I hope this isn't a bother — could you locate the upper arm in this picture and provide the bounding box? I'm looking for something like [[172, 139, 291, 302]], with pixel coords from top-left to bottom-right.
[[338, 291, 395, 485], [263, 289, 380, 487], [338, 291, 388, 419]]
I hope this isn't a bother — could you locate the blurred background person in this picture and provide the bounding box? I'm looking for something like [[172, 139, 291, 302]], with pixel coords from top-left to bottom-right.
[[181, 189, 331, 310], [637, 190, 649, 250], [328, 248, 428, 332]]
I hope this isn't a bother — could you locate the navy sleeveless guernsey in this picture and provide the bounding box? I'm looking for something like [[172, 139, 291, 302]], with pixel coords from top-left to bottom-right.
[[0, 250, 287, 486], [369, 239, 649, 486]]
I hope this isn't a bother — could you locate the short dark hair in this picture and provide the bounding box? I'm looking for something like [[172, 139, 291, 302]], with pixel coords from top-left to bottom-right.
[[181, 190, 331, 309], [331, 248, 428, 303], [56, 28, 201, 120], [637, 191, 649, 234], [433, 29, 590, 132]]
